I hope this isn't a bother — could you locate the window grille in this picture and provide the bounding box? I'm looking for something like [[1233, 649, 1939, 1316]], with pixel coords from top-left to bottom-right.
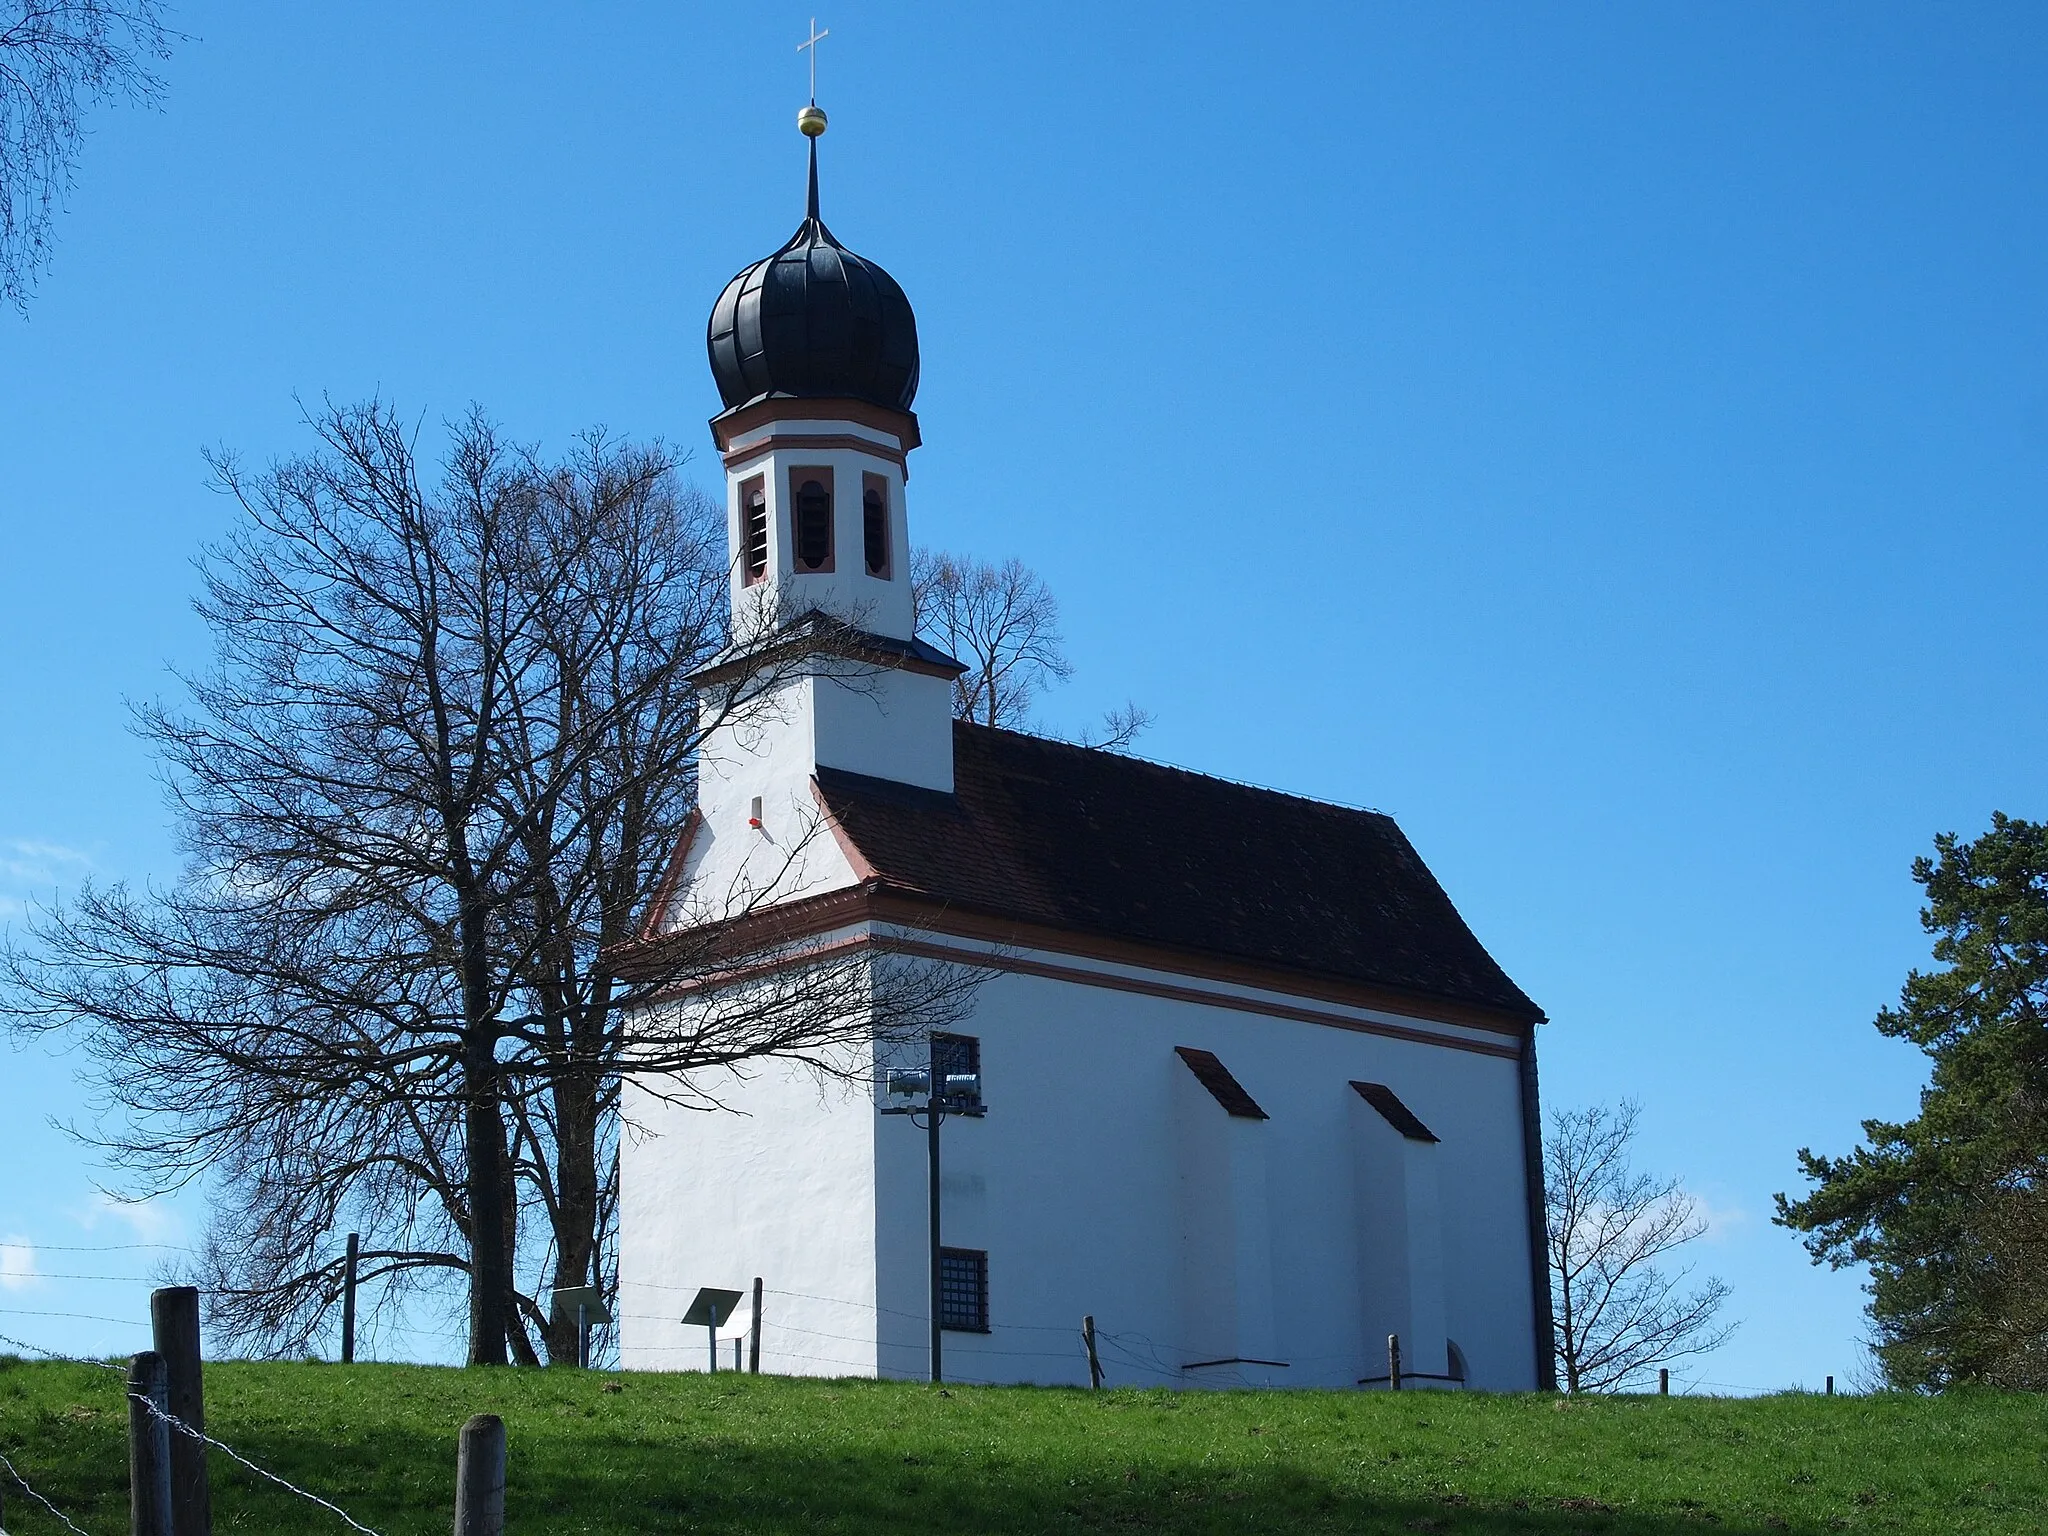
[[939, 1247, 989, 1333], [932, 1032, 980, 1110]]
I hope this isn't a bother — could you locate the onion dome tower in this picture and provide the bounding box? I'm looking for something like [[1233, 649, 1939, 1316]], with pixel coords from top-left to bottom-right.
[[706, 133, 920, 415], [698, 96, 961, 795]]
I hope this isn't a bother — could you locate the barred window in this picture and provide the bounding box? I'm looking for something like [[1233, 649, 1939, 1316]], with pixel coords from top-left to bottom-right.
[[939, 1247, 988, 1333], [932, 1032, 980, 1110]]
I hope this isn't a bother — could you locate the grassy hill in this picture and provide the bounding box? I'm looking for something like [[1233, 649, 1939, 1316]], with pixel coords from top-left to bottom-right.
[[1, 1358, 2042, 1534]]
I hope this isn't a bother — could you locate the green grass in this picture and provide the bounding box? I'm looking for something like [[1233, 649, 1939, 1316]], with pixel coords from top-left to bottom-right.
[[0, 1360, 2042, 1534]]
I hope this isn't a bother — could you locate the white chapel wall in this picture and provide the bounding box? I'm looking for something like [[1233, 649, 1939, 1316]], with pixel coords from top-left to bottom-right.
[[620, 930, 1540, 1391], [868, 953, 1540, 1392], [618, 969, 884, 1377], [677, 663, 956, 935]]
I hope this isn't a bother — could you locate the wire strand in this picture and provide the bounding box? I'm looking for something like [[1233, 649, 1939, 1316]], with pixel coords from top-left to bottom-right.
[[127, 1390, 385, 1536], [0, 1444, 96, 1536], [0, 1307, 151, 1330], [1, 1243, 194, 1255], [0, 1328, 383, 1536]]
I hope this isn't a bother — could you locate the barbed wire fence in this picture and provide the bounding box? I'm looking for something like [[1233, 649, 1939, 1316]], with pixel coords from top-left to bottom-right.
[[0, 1311, 400, 1536], [0, 1272, 1851, 1535], [0, 1439, 97, 1536], [609, 1276, 1846, 1397]]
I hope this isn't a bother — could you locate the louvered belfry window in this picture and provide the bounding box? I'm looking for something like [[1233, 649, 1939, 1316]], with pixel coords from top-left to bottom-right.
[[793, 470, 833, 572], [741, 479, 768, 586], [862, 476, 890, 578], [939, 1248, 989, 1333]]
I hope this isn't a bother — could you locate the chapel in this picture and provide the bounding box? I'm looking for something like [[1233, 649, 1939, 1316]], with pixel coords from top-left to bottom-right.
[[616, 101, 1553, 1392]]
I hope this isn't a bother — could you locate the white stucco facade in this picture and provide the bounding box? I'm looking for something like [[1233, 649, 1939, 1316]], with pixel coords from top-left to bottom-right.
[[620, 919, 1544, 1391]]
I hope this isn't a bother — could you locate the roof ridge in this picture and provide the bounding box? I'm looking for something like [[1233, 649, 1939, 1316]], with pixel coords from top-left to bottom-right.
[[953, 720, 1395, 822]]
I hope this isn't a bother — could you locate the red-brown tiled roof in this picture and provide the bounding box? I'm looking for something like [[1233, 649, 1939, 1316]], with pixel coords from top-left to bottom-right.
[[814, 722, 1542, 1022]]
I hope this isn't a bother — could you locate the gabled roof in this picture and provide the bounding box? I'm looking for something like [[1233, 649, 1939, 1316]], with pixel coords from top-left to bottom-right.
[[813, 722, 1542, 1023]]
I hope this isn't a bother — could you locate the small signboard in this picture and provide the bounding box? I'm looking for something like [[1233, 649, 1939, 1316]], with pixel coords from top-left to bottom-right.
[[683, 1287, 744, 1330], [549, 1285, 612, 1325], [684, 1286, 747, 1372]]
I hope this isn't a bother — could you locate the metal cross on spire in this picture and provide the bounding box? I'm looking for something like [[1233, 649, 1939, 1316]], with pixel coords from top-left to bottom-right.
[[798, 18, 829, 105]]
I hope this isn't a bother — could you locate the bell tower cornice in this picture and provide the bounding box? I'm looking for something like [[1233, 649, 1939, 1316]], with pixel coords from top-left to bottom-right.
[[711, 396, 922, 471]]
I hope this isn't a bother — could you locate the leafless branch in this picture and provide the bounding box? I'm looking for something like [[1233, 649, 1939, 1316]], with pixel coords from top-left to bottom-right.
[[2, 397, 978, 1367], [911, 546, 1152, 751], [0, 0, 176, 308], [1547, 1100, 1735, 1392]]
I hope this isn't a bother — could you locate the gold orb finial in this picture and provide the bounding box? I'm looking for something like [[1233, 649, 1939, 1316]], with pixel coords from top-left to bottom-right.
[[798, 104, 828, 138]]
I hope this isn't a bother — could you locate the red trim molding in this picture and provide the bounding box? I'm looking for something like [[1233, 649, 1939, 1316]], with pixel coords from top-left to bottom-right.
[[625, 892, 1527, 1061], [710, 397, 921, 455], [809, 781, 880, 881], [637, 809, 704, 943], [724, 433, 909, 476], [882, 936, 1526, 1061], [631, 880, 1536, 1037]]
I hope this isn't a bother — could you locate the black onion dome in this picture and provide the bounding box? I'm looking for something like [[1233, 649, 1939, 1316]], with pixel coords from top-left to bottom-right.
[[707, 145, 919, 413]]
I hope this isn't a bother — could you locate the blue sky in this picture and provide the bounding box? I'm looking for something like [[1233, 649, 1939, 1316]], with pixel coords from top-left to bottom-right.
[[4, 2, 2046, 1388]]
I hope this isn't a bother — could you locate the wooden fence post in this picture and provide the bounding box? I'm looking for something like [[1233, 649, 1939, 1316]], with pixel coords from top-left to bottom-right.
[[151, 1286, 211, 1536], [1659, 1368, 1669, 1396], [749, 1276, 763, 1375], [341, 1233, 359, 1365], [1083, 1315, 1103, 1389], [454, 1414, 506, 1536], [128, 1351, 173, 1536], [1387, 1334, 1402, 1392]]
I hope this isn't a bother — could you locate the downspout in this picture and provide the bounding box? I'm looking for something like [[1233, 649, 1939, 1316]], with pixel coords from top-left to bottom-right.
[[1519, 1020, 1557, 1391]]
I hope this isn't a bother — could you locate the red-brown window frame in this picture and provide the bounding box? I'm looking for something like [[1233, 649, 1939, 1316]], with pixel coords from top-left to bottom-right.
[[861, 471, 892, 579], [739, 474, 768, 587]]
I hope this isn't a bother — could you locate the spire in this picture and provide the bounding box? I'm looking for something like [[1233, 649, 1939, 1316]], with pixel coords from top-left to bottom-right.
[[797, 101, 826, 224], [796, 18, 829, 222]]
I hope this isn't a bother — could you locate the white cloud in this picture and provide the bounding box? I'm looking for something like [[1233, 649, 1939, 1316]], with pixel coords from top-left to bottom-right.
[[0, 1236, 43, 1292], [0, 838, 95, 921], [1692, 1189, 1751, 1245], [72, 1193, 184, 1246]]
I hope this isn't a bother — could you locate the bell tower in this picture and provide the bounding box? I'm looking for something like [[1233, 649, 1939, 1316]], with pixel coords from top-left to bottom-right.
[[694, 92, 960, 813]]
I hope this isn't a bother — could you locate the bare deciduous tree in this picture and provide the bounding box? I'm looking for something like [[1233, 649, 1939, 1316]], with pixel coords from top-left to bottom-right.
[[1076, 700, 1156, 754], [3, 399, 980, 1365], [1547, 1100, 1734, 1393], [911, 549, 1071, 729], [0, 0, 174, 308], [911, 547, 1151, 750]]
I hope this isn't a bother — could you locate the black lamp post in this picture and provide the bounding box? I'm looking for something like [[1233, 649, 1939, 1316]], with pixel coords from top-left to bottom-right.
[[881, 1037, 984, 1384]]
